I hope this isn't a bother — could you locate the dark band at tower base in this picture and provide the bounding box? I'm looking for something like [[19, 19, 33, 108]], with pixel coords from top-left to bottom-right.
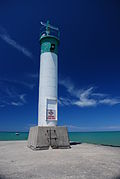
[[27, 126, 70, 150]]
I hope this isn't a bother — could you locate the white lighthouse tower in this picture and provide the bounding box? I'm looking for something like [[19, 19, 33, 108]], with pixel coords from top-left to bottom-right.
[[38, 21, 59, 126], [28, 21, 70, 150]]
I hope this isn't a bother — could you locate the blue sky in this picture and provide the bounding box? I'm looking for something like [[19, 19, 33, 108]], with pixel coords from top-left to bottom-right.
[[0, 0, 120, 132]]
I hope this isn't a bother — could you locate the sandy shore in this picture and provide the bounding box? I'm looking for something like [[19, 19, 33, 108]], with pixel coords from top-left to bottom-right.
[[0, 141, 120, 179]]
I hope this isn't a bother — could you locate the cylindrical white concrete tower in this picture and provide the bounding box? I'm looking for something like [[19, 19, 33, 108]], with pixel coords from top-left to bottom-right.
[[38, 21, 59, 126]]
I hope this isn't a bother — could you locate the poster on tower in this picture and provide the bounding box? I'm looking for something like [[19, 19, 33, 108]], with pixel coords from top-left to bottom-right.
[[46, 99, 57, 120]]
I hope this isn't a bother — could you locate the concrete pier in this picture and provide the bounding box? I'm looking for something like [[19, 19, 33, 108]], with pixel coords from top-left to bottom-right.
[[0, 141, 120, 179]]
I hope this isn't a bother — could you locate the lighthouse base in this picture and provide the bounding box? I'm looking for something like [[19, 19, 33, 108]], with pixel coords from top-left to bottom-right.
[[27, 126, 70, 150]]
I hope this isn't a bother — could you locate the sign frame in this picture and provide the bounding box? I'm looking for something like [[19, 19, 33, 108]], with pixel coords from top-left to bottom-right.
[[46, 97, 57, 121]]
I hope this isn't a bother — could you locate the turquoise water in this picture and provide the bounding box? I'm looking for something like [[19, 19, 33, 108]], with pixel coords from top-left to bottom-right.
[[69, 131, 120, 146], [0, 131, 120, 146], [0, 132, 28, 141]]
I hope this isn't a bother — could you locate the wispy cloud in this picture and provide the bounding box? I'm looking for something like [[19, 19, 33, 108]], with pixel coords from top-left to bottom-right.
[[0, 26, 33, 59], [0, 76, 36, 107], [0, 77, 35, 90], [59, 78, 120, 107], [73, 87, 97, 107], [99, 98, 120, 105], [27, 73, 39, 79], [0, 87, 26, 107], [0, 72, 36, 108], [66, 125, 120, 132], [58, 97, 73, 106]]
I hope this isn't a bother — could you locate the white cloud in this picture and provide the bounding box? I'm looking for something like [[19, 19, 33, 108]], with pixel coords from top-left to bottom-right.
[[59, 79, 74, 94], [99, 98, 120, 105], [73, 99, 96, 107], [11, 102, 23, 106], [58, 97, 73, 106], [19, 94, 26, 103], [59, 78, 120, 107], [73, 87, 97, 107], [59, 79, 97, 107], [92, 93, 107, 97], [0, 77, 35, 90], [0, 75, 36, 108], [0, 26, 33, 59], [0, 85, 27, 108], [66, 125, 120, 132]]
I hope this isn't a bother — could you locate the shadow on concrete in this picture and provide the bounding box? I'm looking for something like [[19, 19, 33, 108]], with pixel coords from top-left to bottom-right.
[[0, 175, 7, 179], [70, 141, 82, 145], [113, 176, 120, 179]]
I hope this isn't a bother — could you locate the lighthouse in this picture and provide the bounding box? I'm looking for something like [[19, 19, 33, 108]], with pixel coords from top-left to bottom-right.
[[28, 21, 70, 150], [38, 21, 59, 126]]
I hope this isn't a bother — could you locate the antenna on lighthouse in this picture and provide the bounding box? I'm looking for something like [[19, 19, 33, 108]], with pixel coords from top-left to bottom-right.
[[40, 20, 60, 37]]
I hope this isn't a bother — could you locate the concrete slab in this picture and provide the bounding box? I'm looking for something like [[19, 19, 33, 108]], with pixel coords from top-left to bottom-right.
[[0, 141, 120, 179]]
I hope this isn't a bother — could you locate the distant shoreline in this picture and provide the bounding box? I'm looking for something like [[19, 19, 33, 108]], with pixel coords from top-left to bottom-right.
[[0, 130, 120, 133], [0, 131, 120, 147]]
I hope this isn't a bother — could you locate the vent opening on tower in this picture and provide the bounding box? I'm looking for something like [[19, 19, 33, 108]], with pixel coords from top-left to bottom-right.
[[50, 44, 55, 52]]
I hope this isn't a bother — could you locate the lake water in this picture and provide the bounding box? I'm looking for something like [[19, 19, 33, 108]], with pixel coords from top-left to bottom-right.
[[0, 131, 120, 146]]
